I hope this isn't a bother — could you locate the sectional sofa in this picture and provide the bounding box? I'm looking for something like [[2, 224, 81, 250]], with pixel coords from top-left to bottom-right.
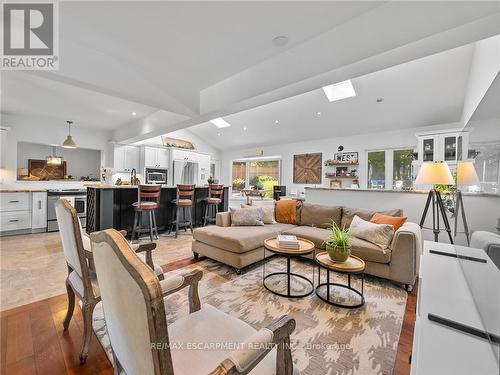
[[192, 202, 422, 290]]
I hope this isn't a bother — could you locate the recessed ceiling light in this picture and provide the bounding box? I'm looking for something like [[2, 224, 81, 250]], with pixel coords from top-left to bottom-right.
[[275, 120, 279, 124], [217, 132, 222, 136], [376, 98, 384, 103], [210, 117, 231, 128], [316, 111, 321, 115], [131, 112, 137, 116], [272, 35, 289, 47], [322, 80, 356, 102], [243, 127, 247, 131]]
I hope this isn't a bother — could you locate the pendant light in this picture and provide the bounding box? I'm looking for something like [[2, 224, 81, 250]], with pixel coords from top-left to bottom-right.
[[62, 120, 77, 149], [46, 145, 63, 166]]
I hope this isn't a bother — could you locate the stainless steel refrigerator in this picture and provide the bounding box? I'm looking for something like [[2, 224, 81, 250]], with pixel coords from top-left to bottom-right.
[[173, 160, 199, 185]]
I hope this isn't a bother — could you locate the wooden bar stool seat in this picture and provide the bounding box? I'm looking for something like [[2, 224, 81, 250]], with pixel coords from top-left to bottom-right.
[[169, 184, 195, 238], [131, 185, 161, 242], [203, 184, 224, 226]]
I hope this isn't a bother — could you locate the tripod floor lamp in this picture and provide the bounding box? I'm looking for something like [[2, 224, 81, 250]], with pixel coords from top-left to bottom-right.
[[415, 162, 455, 243], [454, 161, 480, 245]]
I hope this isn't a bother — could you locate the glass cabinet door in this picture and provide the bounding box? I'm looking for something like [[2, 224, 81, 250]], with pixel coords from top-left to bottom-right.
[[423, 138, 434, 161], [444, 136, 457, 161]]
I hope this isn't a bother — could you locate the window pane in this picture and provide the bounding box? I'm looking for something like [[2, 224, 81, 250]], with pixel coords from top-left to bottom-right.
[[248, 160, 280, 198], [393, 149, 414, 189], [231, 161, 247, 195], [470, 143, 500, 193], [368, 151, 385, 189]]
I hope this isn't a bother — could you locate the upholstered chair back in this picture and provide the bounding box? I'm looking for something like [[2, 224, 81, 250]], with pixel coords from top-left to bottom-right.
[[91, 229, 173, 374], [55, 199, 86, 278]]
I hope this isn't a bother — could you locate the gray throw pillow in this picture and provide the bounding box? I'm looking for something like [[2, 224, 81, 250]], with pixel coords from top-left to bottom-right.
[[349, 215, 394, 249], [241, 204, 274, 224], [230, 207, 264, 226]]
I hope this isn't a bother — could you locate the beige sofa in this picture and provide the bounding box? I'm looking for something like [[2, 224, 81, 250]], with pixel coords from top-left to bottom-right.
[[192, 202, 422, 290]]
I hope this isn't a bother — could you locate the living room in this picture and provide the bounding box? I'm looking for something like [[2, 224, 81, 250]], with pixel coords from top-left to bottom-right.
[[1, 2, 499, 375]]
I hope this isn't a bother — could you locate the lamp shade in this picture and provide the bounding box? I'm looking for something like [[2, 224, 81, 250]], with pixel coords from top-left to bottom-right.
[[456, 161, 480, 186], [62, 135, 76, 149], [415, 162, 455, 185]]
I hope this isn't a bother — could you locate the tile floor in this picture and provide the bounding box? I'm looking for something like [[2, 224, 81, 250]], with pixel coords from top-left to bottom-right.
[[0, 231, 194, 311]]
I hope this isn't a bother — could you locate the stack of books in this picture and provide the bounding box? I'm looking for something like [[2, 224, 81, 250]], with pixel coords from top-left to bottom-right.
[[277, 235, 300, 249]]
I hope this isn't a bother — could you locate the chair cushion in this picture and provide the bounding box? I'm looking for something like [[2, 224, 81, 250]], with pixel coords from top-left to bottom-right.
[[169, 304, 277, 374], [350, 236, 392, 264], [341, 207, 403, 229], [207, 197, 222, 204], [300, 202, 342, 229], [193, 223, 297, 253], [282, 226, 329, 249], [136, 252, 164, 277], [132, 201, 159, 210], [173, 199, 193, 206]]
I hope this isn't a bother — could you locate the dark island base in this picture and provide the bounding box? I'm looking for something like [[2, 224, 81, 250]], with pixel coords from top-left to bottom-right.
[[86, 186, 229, 237]]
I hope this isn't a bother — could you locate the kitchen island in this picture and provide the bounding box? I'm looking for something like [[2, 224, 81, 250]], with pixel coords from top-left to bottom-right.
[[86, 185, 229, 235]]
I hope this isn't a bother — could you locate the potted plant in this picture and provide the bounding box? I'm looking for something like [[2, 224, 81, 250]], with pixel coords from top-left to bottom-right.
[[325, 221, 351, 262], [207, 176, 214, 184]]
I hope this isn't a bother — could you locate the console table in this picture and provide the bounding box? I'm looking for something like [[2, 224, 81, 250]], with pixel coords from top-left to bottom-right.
[[411, 241, 499, 374]]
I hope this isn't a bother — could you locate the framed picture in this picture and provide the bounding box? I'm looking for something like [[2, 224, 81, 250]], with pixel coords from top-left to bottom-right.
[[334, 152, 358, 164], [293, 153, 322, 184], [28, 159, 67, 180]]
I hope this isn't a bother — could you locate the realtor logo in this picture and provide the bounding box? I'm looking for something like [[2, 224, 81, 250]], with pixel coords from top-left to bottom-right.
[[1, 1, 59, 70]]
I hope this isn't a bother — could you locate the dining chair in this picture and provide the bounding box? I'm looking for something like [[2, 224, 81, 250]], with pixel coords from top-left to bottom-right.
[[90, 228, 298, 375]]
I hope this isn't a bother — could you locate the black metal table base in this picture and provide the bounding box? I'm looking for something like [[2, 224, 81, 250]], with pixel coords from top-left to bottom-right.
[[263, 254, 314, 298], [316, 268, 365, 308]]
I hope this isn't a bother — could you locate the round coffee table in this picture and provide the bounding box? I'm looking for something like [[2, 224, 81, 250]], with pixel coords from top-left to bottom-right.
[[315, 252, 365, 308], [263, 237, 315, 298]]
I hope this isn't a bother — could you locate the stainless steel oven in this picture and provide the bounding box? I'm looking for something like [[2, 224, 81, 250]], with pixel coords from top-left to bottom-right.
[[145, 168, 168, 184], [47, 189, 87, 232]]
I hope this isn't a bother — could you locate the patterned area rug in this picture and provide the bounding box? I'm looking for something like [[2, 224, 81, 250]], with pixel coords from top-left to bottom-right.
[[92, 257, 407, 374]]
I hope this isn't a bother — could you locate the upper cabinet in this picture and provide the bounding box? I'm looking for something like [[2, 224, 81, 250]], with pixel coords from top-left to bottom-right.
[[114, 144, 140, 172], [416, 129, 469, 164], [142, 146, 169, 169]]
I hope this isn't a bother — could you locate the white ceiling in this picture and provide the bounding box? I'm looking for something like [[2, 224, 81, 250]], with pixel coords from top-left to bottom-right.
[[1, 72, 157, 130], [188, 43, 475, 150], [470, 72, 500, 122]]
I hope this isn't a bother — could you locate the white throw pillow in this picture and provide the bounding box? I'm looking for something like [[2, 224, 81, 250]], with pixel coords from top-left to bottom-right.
[[241, 204, 275, 224], [349, 215, 394, 249], [230, 207, 264, 226]]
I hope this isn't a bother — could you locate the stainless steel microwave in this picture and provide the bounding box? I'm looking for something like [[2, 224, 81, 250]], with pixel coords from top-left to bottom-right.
[[145, 168, 167, 184]]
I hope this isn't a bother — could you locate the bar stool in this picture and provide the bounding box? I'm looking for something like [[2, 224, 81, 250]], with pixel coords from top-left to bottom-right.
[[131, 185, 161, 242], [203, 184, 224, 226], [170, 184, 195, 238]]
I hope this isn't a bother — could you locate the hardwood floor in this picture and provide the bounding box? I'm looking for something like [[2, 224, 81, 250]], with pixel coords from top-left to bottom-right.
[[1, 258, 417, 375]]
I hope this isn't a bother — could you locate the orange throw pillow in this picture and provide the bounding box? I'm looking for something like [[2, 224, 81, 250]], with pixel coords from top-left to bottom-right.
[[370, 212, 407, 231], [275, 199, 297, 224]]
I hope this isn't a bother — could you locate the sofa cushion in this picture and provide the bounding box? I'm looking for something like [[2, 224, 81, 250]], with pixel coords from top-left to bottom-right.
[[193, 223, 297, 254], [282, 226, 329, 250], [350, 236, 392, 264], [300, 202, 342, 229], [341, 207, 403, 229], [275, 199, 298, 224]]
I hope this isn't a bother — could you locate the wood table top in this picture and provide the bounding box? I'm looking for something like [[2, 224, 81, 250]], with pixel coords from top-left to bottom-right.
[[264, 237, 315, 255], [316, 252, 365, 273]]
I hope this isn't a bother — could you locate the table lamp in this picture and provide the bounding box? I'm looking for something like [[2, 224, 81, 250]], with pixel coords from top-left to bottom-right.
[[454, 161, 480, 245], [415, 162, 455, 243]]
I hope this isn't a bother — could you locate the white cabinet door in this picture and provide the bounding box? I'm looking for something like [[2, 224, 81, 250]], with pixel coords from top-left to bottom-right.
[[156, 149, 169, 168], [114, 144, 126, 171], [144, 147, 158, 167], [31, 192, 47, 229], [124, 146, 140, 171]]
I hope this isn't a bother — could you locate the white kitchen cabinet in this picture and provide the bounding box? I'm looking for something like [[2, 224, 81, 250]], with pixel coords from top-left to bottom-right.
[[114, 144, 140, 172], [0, 192, 32, 233], [31, 192, 47, 230], [0, 192, 30, 211], [143, 147, 169, 168], [416, 129, 469, 164]]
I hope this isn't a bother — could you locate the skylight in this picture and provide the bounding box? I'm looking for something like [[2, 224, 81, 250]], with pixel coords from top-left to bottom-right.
[[322, 80, 356, 102], [210, 117, 231, 128]]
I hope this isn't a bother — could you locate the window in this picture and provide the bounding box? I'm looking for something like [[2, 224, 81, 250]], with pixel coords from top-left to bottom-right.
[[231, 159, 280, 198], [393, 149, 414, 189], [367, 151, 385, 189], [470, 143, 500, 193]]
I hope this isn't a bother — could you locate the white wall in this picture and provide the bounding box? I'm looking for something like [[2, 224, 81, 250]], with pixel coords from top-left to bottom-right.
[[0, 114, 112, 186], [220, 122, 460, 193]]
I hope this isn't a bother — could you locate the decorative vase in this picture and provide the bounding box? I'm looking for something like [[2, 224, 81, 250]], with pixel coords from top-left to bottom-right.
[[326, 243, 351, 262]]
